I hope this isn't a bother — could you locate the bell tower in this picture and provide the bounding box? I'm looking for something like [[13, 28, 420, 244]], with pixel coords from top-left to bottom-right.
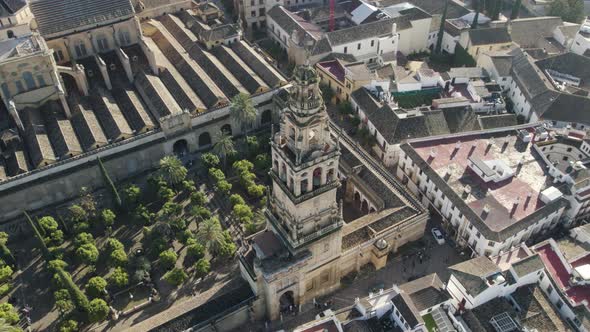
[[268, 63, 342, 253]]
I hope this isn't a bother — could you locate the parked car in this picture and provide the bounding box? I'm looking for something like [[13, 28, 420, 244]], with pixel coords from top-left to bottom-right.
[[431, 228, 445, 245]]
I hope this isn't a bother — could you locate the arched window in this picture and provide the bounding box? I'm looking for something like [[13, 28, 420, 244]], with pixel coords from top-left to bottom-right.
[[36, 75, 46, 87], [118, 29, 131, 46], [198, 132, 211, 147], [96, 34, 109, 51], [74, 41, 87, 58], [221, 124, 232, 136], [7, 30, 14, 39], [23, 72, 36, 90]]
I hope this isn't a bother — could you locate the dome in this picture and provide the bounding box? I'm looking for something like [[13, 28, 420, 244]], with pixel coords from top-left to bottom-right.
[[374, 238, 388, 250]]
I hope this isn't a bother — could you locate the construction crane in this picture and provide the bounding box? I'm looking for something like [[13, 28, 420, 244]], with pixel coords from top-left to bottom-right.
[[329, 0, 335, 31]]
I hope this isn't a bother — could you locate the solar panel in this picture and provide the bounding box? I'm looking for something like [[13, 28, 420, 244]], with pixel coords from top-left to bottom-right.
[[490, 312, 519, 332]]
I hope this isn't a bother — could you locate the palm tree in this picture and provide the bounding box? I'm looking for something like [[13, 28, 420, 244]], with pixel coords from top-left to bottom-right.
[[196, 217, 224, 254], [0, 318, 18, 332], [230, 93, 257, 133], [158, 156, 188, 187], [213, 134, 236, 170]]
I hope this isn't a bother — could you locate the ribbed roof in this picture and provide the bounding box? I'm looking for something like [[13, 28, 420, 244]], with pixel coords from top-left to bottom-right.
[[30, 0, 135, 37]]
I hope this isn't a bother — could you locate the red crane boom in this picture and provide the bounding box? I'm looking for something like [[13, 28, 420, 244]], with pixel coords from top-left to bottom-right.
[[329, 0, 335, 31]]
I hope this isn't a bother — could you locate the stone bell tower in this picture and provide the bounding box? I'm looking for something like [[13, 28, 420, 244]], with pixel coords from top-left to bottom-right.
[[268, 63, 342, 253], [240, 64, 344, 320]]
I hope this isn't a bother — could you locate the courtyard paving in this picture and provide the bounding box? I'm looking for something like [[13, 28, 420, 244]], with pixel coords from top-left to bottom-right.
[[243, 218, 468, 331]]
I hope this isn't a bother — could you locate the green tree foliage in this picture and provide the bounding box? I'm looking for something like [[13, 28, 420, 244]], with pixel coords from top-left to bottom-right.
[[230, 93, 257, 132], [254, 154, 271, 173], [58, 319, 78, 332], [158, 156, 188, 187], [86, 276, 108, 299], [190, 206, 211, 223], [101, 209, 116, 228], [233, 204, 253, 224], [338, 101, 353, 114], [157, 185, 175, 202], [190, 191, 208, 206], [38, 216, 59, 233], [105, 238, 124, 252], [0, 264, 12, 284], [109, 267, 129, 287], [48, 259, 68, 272], [158, 249, 178, 270], [169, 218, 187, 232], [24, 211, 50, 258], [215, 180, 232, 195], [161, 202, 182, 218], [110, 249, 128, 267], [319, 83, 334, 104], [54, 289, 75, 314], [186, 243, 205, 261], [88, 298, 109, 323], [230, 194, 245, 207], [122, 185, 141, 208], [209, 168, 225, 182], [182, 180, 196, 193], [245, 135, 260, 158], [47, 230, 64, 246], [201, 153, 220, 169], [163, 267, 188, 287], [0, 303, 19, 325], [217, 230, 237, 258], [76, 243, 99, 265], [453, 44, 477, 67], [548, 0, 585, 22], [213, 134, 236, 169], [98, 157, 122, 208], [74, 232, 94, 246], [247, 184, 265, 198], [194, 258, 210, 278], [0, 233, 15, 267], [55, 268, 89, 311], [68, 205, 87, 223], [196, 217, 225, 254], [134, 204, 153, 225], [79, 187, 97, 218]]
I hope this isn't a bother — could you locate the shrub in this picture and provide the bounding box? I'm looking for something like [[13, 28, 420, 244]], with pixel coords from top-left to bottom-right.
[[0, 265, 13, 283], [88, 298, 109, 323], [134, 204, 153, 224], [194, 258, 210, 278], [122, 185, 141, 207], [190, 206, 211, 221], [186, 243, 205, 261], [109, 249, 128, 267], [109, 267, 129, 287], [208, 168, 225, 182], [0, 284, 10, 297], [247, 184, 265, 198], [59, 319, 79, 332], [48, 259, 68, 272], [230, 194, 245, 207], [182, 180, 196, 193], [233, 204, 253, 223], [215, 180, 232, 195], [163, 267, 187, 287], [76, 243, 99, 265], [105, 238, 124, 252], [68, 205, 87, 223], [201, 153, 220, 169], [48, 230, 65, 246], [38, 216, 59, 233], [158, 249, 177, 270], [101, 209, 116, 228], [190, 191, 207, 206], [74, 232, 94, 246], [0, 303, 19, 324], [86, 276, 108, 299], [169, 218, 187, 232]]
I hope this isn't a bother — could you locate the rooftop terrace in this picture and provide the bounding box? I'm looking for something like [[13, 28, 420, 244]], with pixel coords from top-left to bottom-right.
[[412, 128, 552, 232]]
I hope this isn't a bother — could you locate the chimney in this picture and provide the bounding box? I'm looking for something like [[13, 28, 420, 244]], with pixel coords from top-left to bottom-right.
[[430, 147, 437, 159], [392, 22, 397, 36], [455, 140, 462, 151], [482, 204, 490, 218], [488, 138, 495, 147]]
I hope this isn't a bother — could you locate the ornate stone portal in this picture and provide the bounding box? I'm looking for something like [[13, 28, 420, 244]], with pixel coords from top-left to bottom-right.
[[239, 63, 344, 320]]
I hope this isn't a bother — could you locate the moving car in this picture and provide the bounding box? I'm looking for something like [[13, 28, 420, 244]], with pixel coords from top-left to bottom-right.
[[431, 227, 445, 245]]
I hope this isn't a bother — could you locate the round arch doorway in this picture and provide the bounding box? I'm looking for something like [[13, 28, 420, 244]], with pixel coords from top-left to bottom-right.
[[279, 290, 295, 314]]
